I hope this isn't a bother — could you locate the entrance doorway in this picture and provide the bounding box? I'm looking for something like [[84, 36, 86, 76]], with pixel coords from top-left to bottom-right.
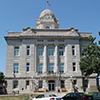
[[48, 80, 55, 91]]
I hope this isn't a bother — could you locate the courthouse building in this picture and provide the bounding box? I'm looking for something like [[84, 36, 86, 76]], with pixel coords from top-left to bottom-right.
[[5, 9, 97, 94]]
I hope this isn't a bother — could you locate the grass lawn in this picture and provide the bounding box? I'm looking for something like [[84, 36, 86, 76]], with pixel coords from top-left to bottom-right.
[[0, 94, 39, 100], [0, 94, 29, 100]]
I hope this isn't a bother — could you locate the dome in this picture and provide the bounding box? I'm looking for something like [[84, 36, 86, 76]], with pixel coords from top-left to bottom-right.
[[39, 9, 55, 18]]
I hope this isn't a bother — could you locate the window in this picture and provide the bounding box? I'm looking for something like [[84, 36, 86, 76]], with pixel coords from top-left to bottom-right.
[[39, 81, 42, 88], [73, 63, 76, 71], [36, 94, 44, 98], [48, 46, 54, 56], [48, 63, 54, 73], [46, 26, 50, 29], [59, 63, 64, 73], [81, 47, 85, 56], [48, 40, 54, 42], [38, 46, 43, 56], [26, 63, 30, 72], [37, 40, 43, 42], [13, 81, 18, 88], [58, 40, 64, 42], [84, 80, 89, 88], [26, 81, 29, 89], [59, 47, 64, 56], [73, 80, 77, 85], [14, 46, 19, 56], [38, 63, 43, 73], [26, 81, 29, 86], [27, 46, 30, 55], [61, 81, 65, 88], [13, 63, 19, 73], [72, 46, 75, 55]]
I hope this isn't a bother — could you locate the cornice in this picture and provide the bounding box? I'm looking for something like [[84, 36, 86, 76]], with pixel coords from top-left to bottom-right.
[[5, 75, 96, 80], [23, 27, 78, 32], [4, 35, 89, 41]]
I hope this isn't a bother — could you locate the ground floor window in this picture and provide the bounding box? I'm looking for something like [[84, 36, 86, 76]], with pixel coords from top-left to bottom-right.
[[84, 80, 89, 88], [39, 81, 42, 88], [73, 80, 77, 85], [26, 81, 29, 89], [13, 81, 18, 89], [61, 80, 65, 88], [26, 81, 29, 86]]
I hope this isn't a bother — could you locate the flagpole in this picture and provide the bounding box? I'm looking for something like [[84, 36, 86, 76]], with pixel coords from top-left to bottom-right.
[[46, 0, 48, 9]]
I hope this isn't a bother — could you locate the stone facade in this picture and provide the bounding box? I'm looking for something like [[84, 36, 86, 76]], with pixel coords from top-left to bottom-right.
[[4, 9, 97, 94]]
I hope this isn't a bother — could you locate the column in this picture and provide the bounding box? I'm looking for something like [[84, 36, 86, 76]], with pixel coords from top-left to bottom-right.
[[43, 44, 47, 73], [65, 44, 68, 72], [35, 44, 37, 72], [54, 44, 58, 73]]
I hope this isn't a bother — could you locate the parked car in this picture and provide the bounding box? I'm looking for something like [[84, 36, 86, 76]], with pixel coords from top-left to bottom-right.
[[79, 93, 93, 100], [93, 92, 100, 100], [32, 94, 63, 100], [62, 92, 93, 100], [62, 93, 83, 100]]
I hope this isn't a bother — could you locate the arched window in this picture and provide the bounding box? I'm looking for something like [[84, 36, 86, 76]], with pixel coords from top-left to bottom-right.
[[46, 26, 50, 29]]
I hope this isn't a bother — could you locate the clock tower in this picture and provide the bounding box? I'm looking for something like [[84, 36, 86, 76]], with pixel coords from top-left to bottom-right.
[[36, 9, 59, 29]]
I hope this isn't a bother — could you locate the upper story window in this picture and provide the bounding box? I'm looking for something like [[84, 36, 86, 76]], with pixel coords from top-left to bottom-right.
[[38, 63, 43, 73], [27, 46, 30, 56], [38, 46, 43, 56], [48, 63, 54, 73], [26, 63, 30, 72], [81, 47, 85, 56], [39, 81, 43, 88], [72, 46, 75, 55], [13, 63, 19, 73], [73, 63, 76, 71], [14, 46, 19, 56], [58, 40, 64, 42], [48, 40, 54, 42], [46, 26, 50, 29], [59, 63, 64, 73], [37, 40, 43, 42], [48, 46, 54, 56], [59, 47, 64, 56]]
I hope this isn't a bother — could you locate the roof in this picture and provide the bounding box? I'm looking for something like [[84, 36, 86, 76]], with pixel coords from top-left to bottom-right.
[[39, 9, 54, 18]]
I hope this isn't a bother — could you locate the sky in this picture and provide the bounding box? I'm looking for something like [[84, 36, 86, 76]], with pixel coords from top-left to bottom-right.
[[0, 0, 100, 75]]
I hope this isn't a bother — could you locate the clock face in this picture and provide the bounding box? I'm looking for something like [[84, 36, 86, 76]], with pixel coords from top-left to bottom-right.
[[45, 15, 50, 20]]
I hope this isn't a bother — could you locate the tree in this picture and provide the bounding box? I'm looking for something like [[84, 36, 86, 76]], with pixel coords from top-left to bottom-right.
[[79, 36, 100, 89], [0, 71, 4, 85], [99, 31, 100, 45]]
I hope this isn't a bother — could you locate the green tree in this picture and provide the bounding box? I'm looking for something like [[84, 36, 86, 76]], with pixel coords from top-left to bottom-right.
[[79, 36, 100, 88], [0, 71, 4, 85], [98, 31, 100, 44]]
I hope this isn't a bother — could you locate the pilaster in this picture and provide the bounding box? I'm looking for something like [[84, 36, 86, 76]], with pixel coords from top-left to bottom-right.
[[35, 43, 38, 72], [54, 43, 58, 73], [64, 44, 67, 72], [43, 43, 48, 73]]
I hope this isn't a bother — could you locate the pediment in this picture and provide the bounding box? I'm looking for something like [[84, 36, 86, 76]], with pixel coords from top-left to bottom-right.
[[21, 29, 36, 36]]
